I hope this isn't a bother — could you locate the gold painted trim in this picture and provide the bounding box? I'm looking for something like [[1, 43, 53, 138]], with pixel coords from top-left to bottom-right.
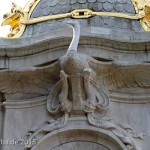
[[21, 9, 143, 25], [1, 0, 40, 38], [13, 0, 40, 38], [2, 0, 150, 38], [131, 0, 150, 31]]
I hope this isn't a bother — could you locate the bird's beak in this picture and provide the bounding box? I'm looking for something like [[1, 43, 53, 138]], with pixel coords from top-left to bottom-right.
[[62, 20, 69, 24], [56, 20, 68, 24]]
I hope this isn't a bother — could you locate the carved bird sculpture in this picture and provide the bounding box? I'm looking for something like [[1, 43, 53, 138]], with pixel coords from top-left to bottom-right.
[[0, 19, 149, 116]]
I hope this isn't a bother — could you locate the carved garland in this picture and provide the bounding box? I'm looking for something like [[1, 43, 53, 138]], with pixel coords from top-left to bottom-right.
[[24, 114, 144, 150]]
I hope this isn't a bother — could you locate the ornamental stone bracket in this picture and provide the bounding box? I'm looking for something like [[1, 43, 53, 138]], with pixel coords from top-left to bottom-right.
[[46, 68, 110, 115]]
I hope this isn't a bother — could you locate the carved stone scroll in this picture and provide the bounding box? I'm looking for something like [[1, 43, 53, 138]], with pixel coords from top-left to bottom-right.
[[25, 114, 69, 150], [87, 114, 144, 150]]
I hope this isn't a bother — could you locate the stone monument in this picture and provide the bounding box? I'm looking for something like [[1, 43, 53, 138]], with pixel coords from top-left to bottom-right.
[[0, 0, 150, 150]]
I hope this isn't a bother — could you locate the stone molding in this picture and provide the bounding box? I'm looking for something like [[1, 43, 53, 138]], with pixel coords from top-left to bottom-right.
[[110, 92, 150, 104], [25, 115, 142, 150], [1, 92, 150, 110], [0, 27, 150, 58], [31, 125, 127, 150], [2, 96, 46, 109]]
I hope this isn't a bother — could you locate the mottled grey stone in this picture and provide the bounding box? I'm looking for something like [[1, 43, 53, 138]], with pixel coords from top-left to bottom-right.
[[104, 17, 115, 28], [42, 6, 51, 16], [78, 0, 87, 4], [97, 0, 106, 2], [93, 3, 103, 11], [49, 21, 60, 30], [50, 0, 59, 6], [71, 3, 82, 9], [69, 0, 78, 4], [107, 0, 114, 4], [127, 0, 132, 4], [91, 17, 103, 26], [39, 23, 49, 33], [52, 142, 110, 150], [103, 2, 114, 11], [131, 21, 141, 31], [124, 4, 135, 13], [104, 17, 116, 28], [121, 19, 131, 29], [31, 8, 42, 18], [51, 4, 62, 14], [88, 0, 96, 2], [58, 0, 68, 5], [31, 0, 136, 18], [62, 5, 72, 13], [114, 3, 124, 12], [40, 1, 49, 9], [87, 3, 94, 9], [78, 19, 89, 26], [81, 2, 88, 8], [114, 18, 122, 29], [116, 0, 126, 3], [21, 25, 33, 37]]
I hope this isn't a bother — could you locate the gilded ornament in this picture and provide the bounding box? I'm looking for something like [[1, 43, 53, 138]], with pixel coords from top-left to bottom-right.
[[1, 0, 150, 38]]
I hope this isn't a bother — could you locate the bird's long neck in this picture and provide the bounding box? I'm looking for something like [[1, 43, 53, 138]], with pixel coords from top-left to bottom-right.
[[68, 22, 80, 52]]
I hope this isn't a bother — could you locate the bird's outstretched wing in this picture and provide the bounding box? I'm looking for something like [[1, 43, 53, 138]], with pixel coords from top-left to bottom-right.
[[89, 57, 150, 91], [0, 60, 60, 95]]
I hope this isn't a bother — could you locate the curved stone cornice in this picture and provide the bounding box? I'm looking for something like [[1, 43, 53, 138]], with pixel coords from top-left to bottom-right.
[[2, 96, 46, 109], [110, 92, 150, 104], [0, 27, 150, 58], [2, 91, 150, 110], [29, 117, 127, 150]]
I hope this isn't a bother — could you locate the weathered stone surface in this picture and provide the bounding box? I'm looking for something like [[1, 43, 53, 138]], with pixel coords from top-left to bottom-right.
[[51, 142, 109, 150]]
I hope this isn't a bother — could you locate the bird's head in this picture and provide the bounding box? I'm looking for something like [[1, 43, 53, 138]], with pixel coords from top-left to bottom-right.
[[63, 19, 79, 27]]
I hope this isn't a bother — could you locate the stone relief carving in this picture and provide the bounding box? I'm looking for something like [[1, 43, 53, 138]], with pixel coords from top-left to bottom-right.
[[87, 114, 144, 150], [24, 114, 144, 150], [46, 20, 110, 116], [0, 20, 149, 149], [46, 19, 150, 117], [25, 114, 69, 150]]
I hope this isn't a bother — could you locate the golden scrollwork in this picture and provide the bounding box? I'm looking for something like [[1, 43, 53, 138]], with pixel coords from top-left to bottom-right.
[[1, 0, 40, 38], [1, 0, 150, 38], [131, 0, 150, 31], [21, 9, 143, 26], [1, 2, 26, 38]]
